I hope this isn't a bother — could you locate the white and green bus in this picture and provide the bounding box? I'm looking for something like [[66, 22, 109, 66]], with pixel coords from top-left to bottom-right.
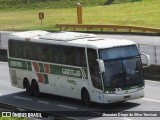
[[8, 30, 150, 106]]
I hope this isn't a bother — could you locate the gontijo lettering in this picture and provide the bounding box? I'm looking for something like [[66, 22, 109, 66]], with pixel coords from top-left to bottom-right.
[[62, 68, 81, 77], [10, 60, 22, 67]]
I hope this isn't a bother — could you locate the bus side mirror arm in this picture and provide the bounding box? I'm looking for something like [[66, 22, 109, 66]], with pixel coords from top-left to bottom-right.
[[141, 53, 150, 68], [96, 59, 105, 73]]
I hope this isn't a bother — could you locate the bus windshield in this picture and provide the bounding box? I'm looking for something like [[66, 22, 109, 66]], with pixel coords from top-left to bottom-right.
[[99, 45, 143, 91]]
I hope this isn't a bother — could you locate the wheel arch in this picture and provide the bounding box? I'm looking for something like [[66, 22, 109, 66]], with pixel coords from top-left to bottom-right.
[[81, 87, 92, 106], [31, 79, 37, 85], [81, 87, 89, 99], [31, 79, 41, 97]]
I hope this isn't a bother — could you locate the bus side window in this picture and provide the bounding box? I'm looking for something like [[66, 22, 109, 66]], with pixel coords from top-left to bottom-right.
[[49, 44, 61, 64], [26, 42, 37, 60], [36, 43, 49, 62], [61, 46, 74, 65], [74, 47, 86, 67], [16, 41, 26, 59], [87, 48, 102, 90], [8, 40, 16, 57]]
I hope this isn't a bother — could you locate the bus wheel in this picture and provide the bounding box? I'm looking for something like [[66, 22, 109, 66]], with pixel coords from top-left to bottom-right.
[[24, 79, 33, 96], [82, 89, 92, 107], [31, 80, 41, 97]]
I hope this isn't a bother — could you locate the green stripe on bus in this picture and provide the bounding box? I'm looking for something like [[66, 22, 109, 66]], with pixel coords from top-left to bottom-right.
[[9, 58, 88, 79], [39, 63, 44, 73], [50, 65, 61, 75], [27, 61, 32, 71], [43, 74, 49, 84], [9, 59, 27, 70], [50, 65, 88, 79]]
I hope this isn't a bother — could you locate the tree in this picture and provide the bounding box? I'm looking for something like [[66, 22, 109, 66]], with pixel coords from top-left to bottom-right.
[[104, 0, 115, 5]]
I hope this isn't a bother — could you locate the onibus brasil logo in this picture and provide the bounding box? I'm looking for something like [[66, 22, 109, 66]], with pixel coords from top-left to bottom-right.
[[2, 112, 42, 118]]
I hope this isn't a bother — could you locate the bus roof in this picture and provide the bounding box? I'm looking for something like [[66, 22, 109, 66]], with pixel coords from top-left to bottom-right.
[[9, 30, 136, 49]]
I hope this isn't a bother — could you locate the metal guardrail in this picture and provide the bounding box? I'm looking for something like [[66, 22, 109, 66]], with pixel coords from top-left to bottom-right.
[[0, 49, 7, 61], [56, 24, 160, 33], [0, 31, 13, 49]]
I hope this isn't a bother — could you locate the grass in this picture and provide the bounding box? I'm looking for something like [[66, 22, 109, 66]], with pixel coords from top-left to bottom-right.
[[0, 113, 28, 120], [0, 0, 159, 30], [0, 117, 28, 120]]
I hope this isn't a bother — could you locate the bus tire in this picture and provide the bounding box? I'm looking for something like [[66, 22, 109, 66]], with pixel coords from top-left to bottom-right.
[[24, 79, 33, 96], [81, 89, 92, 107], [31, 80, 41, 97]]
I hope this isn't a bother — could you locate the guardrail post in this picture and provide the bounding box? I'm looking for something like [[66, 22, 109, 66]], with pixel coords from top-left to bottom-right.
[[114, 28, 117, 32], [154, 46, 157, 64], [76, 3, 83, 24]]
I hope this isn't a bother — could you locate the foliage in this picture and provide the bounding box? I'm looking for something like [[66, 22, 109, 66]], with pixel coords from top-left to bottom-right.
[[0, 0, 145, 10], [103, 0, 142, 5], [0, 0, 106, 10], [112, 0, 142, 4], [0, 0, 159, 30], [0, 117, 28, 120]]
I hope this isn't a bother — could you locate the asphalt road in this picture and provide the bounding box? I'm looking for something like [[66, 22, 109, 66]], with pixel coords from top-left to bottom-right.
[[0, 62, 160, 120]]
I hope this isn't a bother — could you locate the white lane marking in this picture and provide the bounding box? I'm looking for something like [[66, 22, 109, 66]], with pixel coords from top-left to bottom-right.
[[58, 104, 78, 110], [38, 101, 50, 104], [142, 98, 160, 103], [145, 80, 160, 83], [14, 96, 32, 101], [91, 111, 102, 115], [123, 118, 133, 120]]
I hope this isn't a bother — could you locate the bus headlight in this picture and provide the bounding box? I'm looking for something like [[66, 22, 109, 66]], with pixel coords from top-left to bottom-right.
[[105, 91, 115, 94], [137, 86, 144, 91]]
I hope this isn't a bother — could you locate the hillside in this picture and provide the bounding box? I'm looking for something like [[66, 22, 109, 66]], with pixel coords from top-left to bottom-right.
[[0, 0, 159, 30], [1, 0, 105, 10], [0, 0, 143, 10]]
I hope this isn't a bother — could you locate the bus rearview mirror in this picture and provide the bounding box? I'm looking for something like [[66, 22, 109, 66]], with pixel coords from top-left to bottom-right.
[[97, 59, 105, 73], [141, 53, 150, 68]]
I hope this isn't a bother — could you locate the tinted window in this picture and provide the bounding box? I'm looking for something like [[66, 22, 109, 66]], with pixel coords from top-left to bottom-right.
[[49, 45, 86, 67], [16, 41, 26, 58], [49, 45, 61, 63], [74, 47, 86, 67], [37, 43, 49, 62], [9, 40, 16, 57], [9, 40, 26, 58], [8, 40, 87, 67], [100, 45, 139, 60], [26, 42, 37, 60], [61, 46, 74, 65]]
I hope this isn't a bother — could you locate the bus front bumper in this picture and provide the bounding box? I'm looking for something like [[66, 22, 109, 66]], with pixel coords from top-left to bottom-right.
[[103, 89, 144, 103]]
